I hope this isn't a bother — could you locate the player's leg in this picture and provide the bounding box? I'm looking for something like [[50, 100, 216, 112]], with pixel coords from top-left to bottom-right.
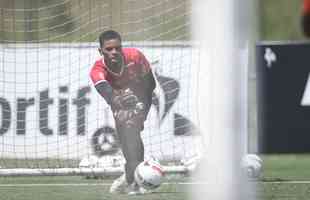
[[109, 122, 144, 194], [117, 124, 144, 185]]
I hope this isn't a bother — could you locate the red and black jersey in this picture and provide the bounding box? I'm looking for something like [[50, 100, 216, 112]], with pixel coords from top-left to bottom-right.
[[90, 48, 151, 90], [90, 47, 155, 113]]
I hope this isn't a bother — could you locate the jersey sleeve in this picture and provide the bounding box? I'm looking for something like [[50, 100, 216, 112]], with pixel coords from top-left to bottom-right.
[[90, 65, 107, 86], [90, 64, 114, 105]]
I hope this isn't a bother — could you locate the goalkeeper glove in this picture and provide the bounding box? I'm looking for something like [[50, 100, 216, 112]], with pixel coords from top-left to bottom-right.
[[112, 88, 139, 110], [114, 102, 145, 127]]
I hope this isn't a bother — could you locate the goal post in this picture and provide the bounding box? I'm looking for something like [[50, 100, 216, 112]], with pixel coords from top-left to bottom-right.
[[191, 0, 257, 199]]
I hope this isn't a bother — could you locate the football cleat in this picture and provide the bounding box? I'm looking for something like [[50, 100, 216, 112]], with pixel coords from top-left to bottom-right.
[[126, 182, 150, 195], [109, 174, 127, 194]]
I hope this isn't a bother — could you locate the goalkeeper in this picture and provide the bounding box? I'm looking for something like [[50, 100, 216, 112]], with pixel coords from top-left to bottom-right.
[[90, 30, 156, 194]]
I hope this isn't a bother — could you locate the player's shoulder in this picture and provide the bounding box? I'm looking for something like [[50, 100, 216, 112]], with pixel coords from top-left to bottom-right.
[[122, 47, 141, 54], [89, 59, 108, 83], [91, 59, 104, 70], [122, 47, 144, 60], [90, 59, 106, 75]]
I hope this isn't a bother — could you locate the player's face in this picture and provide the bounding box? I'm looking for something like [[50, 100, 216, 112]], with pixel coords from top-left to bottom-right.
[[99, 39, 123, 73]]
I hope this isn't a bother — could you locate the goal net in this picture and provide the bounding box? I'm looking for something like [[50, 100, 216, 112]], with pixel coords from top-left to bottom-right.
[[0, 0, 204, 176], [0, 5, 256, 198]]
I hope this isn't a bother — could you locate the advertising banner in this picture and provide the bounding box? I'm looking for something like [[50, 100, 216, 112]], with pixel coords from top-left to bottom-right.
[[0, 43, 202, 160], [257, 42, 310, 153]]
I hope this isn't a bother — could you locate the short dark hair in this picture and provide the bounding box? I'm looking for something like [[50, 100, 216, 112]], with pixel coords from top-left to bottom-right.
[[99, 30, 122, 47]]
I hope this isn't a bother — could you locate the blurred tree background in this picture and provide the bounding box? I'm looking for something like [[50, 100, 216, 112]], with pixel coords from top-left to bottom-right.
[[0, 0, 307, 42], [0, 0, 190, 42], [260, 0, 306, 41]]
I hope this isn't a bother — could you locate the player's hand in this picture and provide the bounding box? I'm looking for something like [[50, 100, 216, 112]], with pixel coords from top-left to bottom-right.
[[114, 110, 134, 123], [114, 102, 145, 127], [112, 88, 139, 110]]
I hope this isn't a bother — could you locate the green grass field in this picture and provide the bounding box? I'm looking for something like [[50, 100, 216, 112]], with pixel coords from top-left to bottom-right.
[[1, 155, 310, 200], [260, 154, 310, 200], [0, 176, 188, 200]]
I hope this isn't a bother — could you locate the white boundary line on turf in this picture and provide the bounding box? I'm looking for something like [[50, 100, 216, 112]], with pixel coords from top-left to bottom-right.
[[0, 181, 310, 188], [0, 183, 110, 187], [262, 181, 310, 184], [0, 181, 309, 187], [0, 182, 196, 187]]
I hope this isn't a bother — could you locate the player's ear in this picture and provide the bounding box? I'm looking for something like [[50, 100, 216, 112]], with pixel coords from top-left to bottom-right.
[[98, 48, 103, 56]]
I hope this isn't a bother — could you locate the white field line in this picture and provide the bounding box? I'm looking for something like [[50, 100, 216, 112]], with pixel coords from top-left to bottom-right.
[[0, 182, 182, 187], [260, 181, 310, 184], [0, 181, 309, 187], [0, 182, 210, 187]]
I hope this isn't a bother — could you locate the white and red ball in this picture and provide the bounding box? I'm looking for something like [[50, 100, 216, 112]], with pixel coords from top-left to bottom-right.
[[134, 159, 164, 190]]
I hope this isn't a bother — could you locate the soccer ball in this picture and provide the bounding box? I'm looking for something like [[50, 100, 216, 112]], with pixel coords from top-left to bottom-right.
[[241, 154, 263, 179], [134, 159, 164, 190]]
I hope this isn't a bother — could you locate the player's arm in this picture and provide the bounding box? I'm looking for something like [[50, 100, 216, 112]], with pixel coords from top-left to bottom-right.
[[90, 67, 114, 105], [141, 69, 156, 113], [93, 80, 137, 110], [94, 80, 113, 105]]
